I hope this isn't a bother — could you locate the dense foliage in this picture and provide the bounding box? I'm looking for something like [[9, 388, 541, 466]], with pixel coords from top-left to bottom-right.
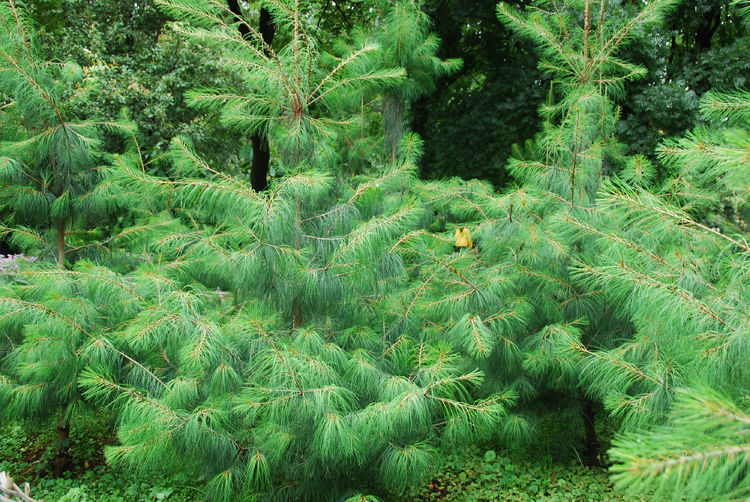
[[1, 0, 748, 501]]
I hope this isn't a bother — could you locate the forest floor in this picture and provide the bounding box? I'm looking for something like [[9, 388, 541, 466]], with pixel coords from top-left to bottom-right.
[[1, 417, 648, 502], [400, 446, 648, 501]]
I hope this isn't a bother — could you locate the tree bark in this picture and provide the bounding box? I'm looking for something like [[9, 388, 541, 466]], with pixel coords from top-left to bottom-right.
[[251, 133, 270, 192], [55, 218, 66, 268], [227, 1, 275, 191], [51, 417, 70, 477], [695, 6, 720, 50], [581, 396, 600, 467]]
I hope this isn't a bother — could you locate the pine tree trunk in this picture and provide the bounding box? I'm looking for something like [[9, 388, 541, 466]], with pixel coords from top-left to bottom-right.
[[55, 218, 66, 268], [383, 94, 404, 163], [251, 133, 270, 192], [52, 416, 70, 477], [581, 397, 600, 466], [227, 1, 275, 191]]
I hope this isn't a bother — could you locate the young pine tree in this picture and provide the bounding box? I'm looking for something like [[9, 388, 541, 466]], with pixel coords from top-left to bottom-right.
[[371, 0, 461, 162], [604, 4, 750, 491], [385, 0, 677, 465], [67, 3, 515, 497], [79, 131, 518, 501], [155, 0, 404, 182], [0, 0, 132, 267], [0, 259, 164, 476]]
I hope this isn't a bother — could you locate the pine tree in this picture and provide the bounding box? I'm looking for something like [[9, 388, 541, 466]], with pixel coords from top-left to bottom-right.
[[386, 0, 677, 464], [73, 131, 519, 501], [604, 2, 750, 491], [0, 0, 132, 267], [55, 3, 515, 497], [610, 387, 750, 499], [0, 258, 163, 475], [2, 1, 746, 499], [371, 0, 461, 162], [155, 0, 404, 177], [0, 0, 138, 476]]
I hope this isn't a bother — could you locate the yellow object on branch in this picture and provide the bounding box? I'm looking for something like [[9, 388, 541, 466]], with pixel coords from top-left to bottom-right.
[[454, 228, 473, 249]]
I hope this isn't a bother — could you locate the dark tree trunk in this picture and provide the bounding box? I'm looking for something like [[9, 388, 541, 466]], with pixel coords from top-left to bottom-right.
[[695, 8, 720, 50], [52, 418, 70, 477], [227, 1, 275, 191], [251, 133, 270, 192], [581, 397, 600, 467]]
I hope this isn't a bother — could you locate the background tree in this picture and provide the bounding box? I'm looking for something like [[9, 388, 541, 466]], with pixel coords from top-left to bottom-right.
[[616, 0, 750, 162], [0, 0, 132, 267], [27, 0, 247, 175], [412, 0, 547, 185], [371, 0, 461, 162], [226, 0, 276, 191]]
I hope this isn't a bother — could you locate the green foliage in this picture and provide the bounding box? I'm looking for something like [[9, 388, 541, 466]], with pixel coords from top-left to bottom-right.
[[400, 446, 643, 501], [76, 129, 518, 499], [617, 0, 750, 161], [604, 9, 750, 495], [369, 0, 461, 161], [0, 0, 133, 263], [156, 0, 405, 171], [1, 1, 749, 500], [610, 387, 750, 500]]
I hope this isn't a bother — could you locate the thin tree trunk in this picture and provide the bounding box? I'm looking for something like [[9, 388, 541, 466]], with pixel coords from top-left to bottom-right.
[[52, 416, 70, 477], [55, 218, 65, 268], [227, 1, 275, 191], [695, 9, 720, 50], [581, 396, 600, 467], [292, 199, 302, 330], [251, 133, 270, 191], [53, 218, 69, 472]]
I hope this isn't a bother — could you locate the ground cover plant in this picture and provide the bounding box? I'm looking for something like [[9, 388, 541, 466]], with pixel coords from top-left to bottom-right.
[[1, 0, 749, 501]]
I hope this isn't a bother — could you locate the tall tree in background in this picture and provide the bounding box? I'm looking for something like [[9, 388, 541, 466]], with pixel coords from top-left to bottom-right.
[[494, 0, 677, 465], [227, 0, 275, 191], [410, 0, 546, 184], [616, 0, 750, 160], [373, 0, 461, 162]]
